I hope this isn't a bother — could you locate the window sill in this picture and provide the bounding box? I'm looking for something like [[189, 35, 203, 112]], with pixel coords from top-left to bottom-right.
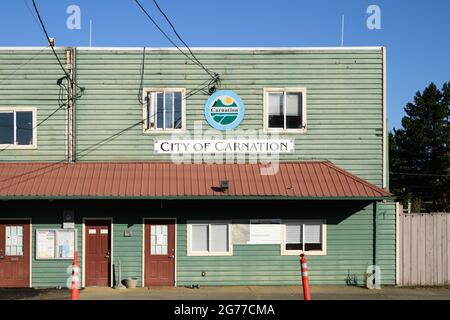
[[280, 249, 327, 256], [142, 129, 186, 134], [187, 251, 233, 257], [0, 144, 37, 150], [264, 128, 307, 134]]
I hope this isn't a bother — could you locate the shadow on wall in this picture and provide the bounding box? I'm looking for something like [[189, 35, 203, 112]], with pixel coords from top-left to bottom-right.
[[0, 199, 375, 287]]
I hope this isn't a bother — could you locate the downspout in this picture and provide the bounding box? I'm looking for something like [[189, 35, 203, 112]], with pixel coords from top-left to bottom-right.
[[382, 47, 387, 190], [71, 47, 77, 163], [66, 47, 76, 163], [66, 49, 71, 163]]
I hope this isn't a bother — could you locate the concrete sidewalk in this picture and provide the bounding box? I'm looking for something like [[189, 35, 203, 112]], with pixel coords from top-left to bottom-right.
[[75, 286, 450, 300]]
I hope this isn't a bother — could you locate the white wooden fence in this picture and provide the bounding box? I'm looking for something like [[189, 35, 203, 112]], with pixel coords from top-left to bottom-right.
[[398, 212, 450, 286]]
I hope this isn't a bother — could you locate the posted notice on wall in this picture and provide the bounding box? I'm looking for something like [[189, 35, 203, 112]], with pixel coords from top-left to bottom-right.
[[36, 230, 56, 259], [248, 224, 282, 244], [36, 229, 76, 260], [57, 229, 75, 259]]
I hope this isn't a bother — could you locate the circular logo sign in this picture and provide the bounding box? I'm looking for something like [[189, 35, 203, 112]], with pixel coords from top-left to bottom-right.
[[204, 90, 245, 131]]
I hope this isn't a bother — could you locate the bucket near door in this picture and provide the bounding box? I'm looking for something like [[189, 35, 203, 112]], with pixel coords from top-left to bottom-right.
[[124, 277, 138, 288]]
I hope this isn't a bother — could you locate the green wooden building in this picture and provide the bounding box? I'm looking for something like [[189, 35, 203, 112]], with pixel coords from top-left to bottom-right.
[[0, 46, 397, 288]]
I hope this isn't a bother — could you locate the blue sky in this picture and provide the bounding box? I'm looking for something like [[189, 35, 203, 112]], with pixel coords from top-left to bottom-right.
[[0, 0, 449, 130]]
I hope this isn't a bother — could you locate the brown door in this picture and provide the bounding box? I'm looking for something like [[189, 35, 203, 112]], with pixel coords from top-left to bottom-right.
[[0, 220, 30, 288], [144, 219, 175, 286], [85, 220, 111, 287]]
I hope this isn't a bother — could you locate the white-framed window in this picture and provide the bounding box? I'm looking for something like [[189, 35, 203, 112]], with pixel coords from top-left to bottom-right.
[[187, 221, 232, 256], [264, 88, 307, 133], [0, 107, 37, 149], [281, 220, 326, 256], [143, 88, 186, 132]]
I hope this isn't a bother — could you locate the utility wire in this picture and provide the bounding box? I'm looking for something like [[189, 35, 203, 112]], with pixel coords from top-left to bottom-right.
[[22, 0, 44, 33], [31, 0, 85, 94], [390, 172, 449, 177], [151, 0, 217, 79], [133, 0, 219, 86]]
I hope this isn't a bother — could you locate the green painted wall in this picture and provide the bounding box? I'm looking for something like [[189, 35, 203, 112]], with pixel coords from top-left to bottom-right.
[[0, 47, 395, 288], [176, 200, 396, 286], [0, 200, 396, 287], [0, 48, 385, 186], [376, 201, 396, 285], [74, 48, 384, 186], [0, 49, 68, 162]]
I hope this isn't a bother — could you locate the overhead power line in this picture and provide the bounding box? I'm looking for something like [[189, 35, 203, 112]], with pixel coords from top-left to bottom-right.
[[390, 172, 449, 177], [23, 0, 44, 33], [151, 0, 215, 78], [31, 0, 85, 94], [133, 0, 220, 91]]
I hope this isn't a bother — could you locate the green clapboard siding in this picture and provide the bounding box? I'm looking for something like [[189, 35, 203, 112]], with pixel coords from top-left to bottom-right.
[[176, 201, 396, 286], [73, 48, 384, 187], [0, 49, 68, 162], [0, 200, 396, 287]]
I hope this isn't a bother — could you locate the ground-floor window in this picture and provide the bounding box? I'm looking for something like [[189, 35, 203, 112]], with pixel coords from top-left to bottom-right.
[[281, 220, 327, 256], [187, 221, 232, 256]]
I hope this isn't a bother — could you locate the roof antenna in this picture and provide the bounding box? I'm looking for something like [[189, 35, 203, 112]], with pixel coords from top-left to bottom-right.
[[341, 15, 345, 47], [89, 19, 93, 47]]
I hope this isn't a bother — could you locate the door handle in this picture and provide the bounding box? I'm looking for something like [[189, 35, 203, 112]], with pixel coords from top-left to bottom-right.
[[105, 251, 110, 259], [169, 255, 175, 259]]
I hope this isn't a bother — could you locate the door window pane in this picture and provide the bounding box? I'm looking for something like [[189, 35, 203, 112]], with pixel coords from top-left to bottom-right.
[[286, 92, 303, 129], [268, 93, 284, 128], [210, 224, 228, 252], [5, 226, 24, 256], [150, 225, 168, 255], [191, 224, 208, 252], [16, 111, 33, 145], [0, 112, 14, 144]]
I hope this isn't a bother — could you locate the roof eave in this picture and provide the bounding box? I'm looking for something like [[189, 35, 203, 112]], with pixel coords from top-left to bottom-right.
[[0, 195, 394, 201]]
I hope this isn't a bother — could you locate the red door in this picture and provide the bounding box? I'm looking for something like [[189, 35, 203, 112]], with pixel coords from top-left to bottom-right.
[[0, 220, 30, 288], [85, 220, 111, 287], [144, 219, 175, 286]]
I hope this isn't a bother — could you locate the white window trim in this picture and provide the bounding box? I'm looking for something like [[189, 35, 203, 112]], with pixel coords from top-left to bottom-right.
[[187, 220, 233, 256], [142, 88, 186, 133], [263, 88, 307, 133], [281, 219, 327, 256], [0, 107, 37, 149]]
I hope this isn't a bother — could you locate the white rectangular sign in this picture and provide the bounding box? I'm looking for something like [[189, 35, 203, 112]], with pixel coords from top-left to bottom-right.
[[36, 230, 56, 259], [36, 229, 76, 260], [248, 224, 282, 244], [154, 139, 294, 154]]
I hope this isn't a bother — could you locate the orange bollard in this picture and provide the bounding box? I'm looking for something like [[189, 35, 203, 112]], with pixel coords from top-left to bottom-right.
[[71, 251, 80, 300], [300, 254, 311, 300]]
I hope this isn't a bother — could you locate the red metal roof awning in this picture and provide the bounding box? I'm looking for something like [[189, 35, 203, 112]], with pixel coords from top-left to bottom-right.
[[0, 161, 392, 200]]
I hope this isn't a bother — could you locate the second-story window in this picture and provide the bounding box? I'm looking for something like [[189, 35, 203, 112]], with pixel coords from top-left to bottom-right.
[[264, 88, 307, 132], [0, 108, 36, 149], [143, 89, 185, 132]]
